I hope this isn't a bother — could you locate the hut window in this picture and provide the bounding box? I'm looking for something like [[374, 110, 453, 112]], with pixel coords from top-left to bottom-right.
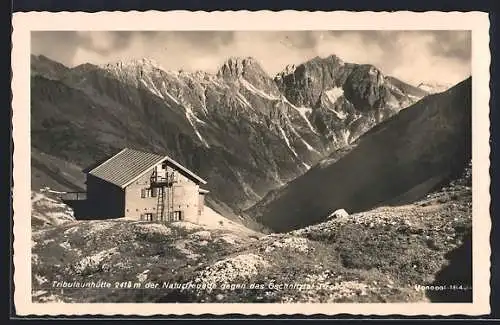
[[171, 211, 182, 221], [141, 188, 153, 198]]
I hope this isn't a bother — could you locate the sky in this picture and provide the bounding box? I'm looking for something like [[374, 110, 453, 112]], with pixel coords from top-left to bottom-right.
[[31, 30, 471, 86]]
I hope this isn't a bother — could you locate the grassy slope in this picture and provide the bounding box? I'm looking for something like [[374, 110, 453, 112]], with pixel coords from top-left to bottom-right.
[[32, 163, 471, 303], [31, 148, 86, 192]]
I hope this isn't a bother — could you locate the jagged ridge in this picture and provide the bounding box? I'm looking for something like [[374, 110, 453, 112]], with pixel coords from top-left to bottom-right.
[[30, 53, 429, 230]]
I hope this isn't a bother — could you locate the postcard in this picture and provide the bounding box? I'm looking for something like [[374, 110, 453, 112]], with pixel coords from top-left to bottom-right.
[[12, 10, 491, 316]]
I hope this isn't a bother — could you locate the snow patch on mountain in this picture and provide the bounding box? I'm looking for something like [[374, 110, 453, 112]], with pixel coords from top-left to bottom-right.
[[281, 96, 318, 134], [140, 78, 164, 99], [330, 109, 348, 120], [185, 111, 209, 147], [386, 94, 401, 109], [160, 81, 180, 105], [341, 129, 351, 145], [278, 126, 298, 157], [407, 94, 422, 101], [300, 138, 320, 154], [236, 92, 252, 108], [291, 105, 317, 134], [417, 82, 452, 94], [240, 78, 279, 101], [285, 123, 319, 155], [324, 87, 344, 104]]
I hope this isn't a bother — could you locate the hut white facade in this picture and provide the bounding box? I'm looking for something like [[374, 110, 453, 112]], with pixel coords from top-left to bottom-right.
[[85, 148, 208, 223]]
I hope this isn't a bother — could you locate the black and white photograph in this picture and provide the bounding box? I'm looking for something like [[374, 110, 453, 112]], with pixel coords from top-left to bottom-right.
[[12, 11, 491, 316]]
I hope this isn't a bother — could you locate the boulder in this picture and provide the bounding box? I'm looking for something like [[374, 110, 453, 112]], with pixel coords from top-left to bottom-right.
[[327, 209, 349, 219]]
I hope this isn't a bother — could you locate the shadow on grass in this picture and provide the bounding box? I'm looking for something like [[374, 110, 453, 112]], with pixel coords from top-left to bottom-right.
[[426, 231, 472, 302]]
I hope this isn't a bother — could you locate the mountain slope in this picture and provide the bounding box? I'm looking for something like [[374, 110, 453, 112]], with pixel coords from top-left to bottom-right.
[[248, 77, 471, 232], [32, 161, 471, 303], [31, 54, 71, 80], [385, 76, 429, 98], [31, 148, 86, 192], [417, 82, 452, 94]]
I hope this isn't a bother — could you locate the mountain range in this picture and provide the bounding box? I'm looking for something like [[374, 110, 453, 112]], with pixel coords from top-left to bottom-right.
[[247, 77, 471, 232], [29, 51, 473, 304], [31, 53, 438, 230]]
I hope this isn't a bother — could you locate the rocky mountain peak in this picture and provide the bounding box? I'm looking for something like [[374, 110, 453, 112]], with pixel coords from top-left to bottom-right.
[[275, 64, 297, 81], [326, 53, 345, 64], [304, 54, 346, 71], [310, 54, 345, 65], [356, 64, 386, 86], [71, 62, 100, 73], [32, 54, 56, 63], [275, 54, 344, 80], [101, 57, 168, 77], [217, 56, 266, 79], [31, 54, 71, 80]]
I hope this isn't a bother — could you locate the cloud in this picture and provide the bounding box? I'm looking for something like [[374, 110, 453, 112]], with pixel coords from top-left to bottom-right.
[[31, 31, 81, 67], [307, 30, 471, 85], [31, 30, 471, 85], [76, 31, 132, 55]]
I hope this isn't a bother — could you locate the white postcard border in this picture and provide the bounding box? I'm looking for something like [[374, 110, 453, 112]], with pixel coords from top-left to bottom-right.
[[12, 10, 491, 316]]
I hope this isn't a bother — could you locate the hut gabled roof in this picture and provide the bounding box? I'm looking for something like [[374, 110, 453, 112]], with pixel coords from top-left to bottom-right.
[[87, 148, 207, 188]]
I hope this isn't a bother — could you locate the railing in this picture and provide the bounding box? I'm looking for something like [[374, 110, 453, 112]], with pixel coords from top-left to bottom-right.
[[60, 191, 87, 201], [150, 174, 176, 186]]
